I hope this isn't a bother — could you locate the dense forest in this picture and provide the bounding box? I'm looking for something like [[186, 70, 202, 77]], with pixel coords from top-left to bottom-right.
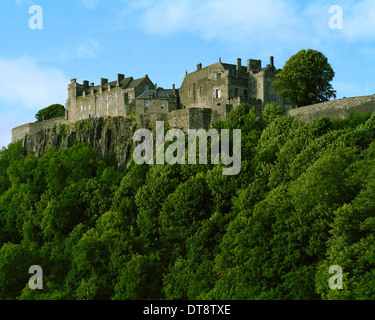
[[1, 102, 375, 300]]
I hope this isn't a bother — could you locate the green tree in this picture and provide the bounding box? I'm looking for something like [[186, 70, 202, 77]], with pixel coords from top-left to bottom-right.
[[272, 49, 336, 107], [35, 104, 65, 121]]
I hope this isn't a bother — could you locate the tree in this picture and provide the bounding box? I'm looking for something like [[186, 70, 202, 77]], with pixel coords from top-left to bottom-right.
[[272, 49, 336, 108], [35, 104, 65, 121]]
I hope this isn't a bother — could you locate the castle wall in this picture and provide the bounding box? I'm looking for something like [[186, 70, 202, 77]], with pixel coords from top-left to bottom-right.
[[179, 62, 230, 109], [288, 95, 375, 123], [12, 123, 33, 143], [75, 88, 128, 120], [135, 99, 175, 119], [12, 117, 69, 143], [140, 106, 225, 133]]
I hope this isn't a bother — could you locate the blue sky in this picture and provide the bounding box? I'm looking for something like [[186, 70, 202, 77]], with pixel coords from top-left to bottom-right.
[[1, 0, 375, 148]]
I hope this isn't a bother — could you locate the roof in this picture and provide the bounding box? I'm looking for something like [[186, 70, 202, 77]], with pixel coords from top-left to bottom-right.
[[78, 76, 149, 97], [136, 88, 176, 100], [128, 76, 147, 88], [220, 63, 248, 73]]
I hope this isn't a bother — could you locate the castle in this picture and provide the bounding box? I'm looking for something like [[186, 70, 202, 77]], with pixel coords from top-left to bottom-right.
[[12, 56, 287, 142], [13, 55, 375, 144]]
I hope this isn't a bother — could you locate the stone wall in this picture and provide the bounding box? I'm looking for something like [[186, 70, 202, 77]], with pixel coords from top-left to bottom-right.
[[140, 107, 215, 132], [12, 117, 69, 143], [288, 95, 375, 122], [179, 62, 230, 110]]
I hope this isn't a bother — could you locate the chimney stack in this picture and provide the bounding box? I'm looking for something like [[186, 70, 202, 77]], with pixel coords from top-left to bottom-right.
[[236, 58, 241, 71], [117, 73, 124, 84], [100, 78, 108, 87], [270, 56, 274, 69], [197, 63, 202, 71]]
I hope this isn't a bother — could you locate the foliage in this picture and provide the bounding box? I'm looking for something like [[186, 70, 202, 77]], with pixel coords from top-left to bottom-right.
[[1, 103, 375, 300], [272, 49, 336, 107], [35, 104, 65, 121]]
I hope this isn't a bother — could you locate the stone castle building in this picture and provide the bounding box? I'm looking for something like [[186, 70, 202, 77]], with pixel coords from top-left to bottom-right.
[[12, 56, 288, 142]]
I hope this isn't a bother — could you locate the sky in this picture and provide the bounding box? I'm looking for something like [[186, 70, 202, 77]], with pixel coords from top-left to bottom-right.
[[1, 0, 375, 148]]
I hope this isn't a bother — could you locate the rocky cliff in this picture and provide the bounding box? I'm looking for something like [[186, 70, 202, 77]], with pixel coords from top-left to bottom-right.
[[21, 116, 138, 171]]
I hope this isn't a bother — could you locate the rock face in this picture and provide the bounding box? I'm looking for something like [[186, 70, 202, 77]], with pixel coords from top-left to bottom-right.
[[22, 116, 138, 171]]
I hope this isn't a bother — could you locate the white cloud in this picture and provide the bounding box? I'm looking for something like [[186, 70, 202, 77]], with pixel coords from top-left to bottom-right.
[[131, 0, 319, 48], [0, 112, 18, 149], [15, 0, 32, 6], [52, 38, 101, 61], [0, 57, 69, 111], [123, 0, 375, 50], [80, 0, 100, 9], [341, 0, 375, 41]]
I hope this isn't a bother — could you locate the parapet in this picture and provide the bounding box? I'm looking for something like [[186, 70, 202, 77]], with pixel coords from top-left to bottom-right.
[[288, 95, 375, 123], [11, 117, 69, 143]]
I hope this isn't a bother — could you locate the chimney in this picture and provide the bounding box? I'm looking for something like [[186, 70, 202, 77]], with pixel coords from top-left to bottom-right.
[[173, 83, 175, 90], [247, 59, 251, 72], [90, 82, 94, 87], [197, 63, 202, 71], [270, 56, 274, 69], [83, 80, 89, 89], [100, 78, 108, 87], [236, 58, 241, 71], [117, 73, 124, 84], [155, 83, 157, 90]]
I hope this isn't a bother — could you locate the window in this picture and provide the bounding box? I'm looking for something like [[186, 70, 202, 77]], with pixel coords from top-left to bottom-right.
[[96, 113, 99, 118], [106, 103, 109, 109], [144, 85, 148, 91], [271, 94, 277, 102], [115, 92, 117, 99], [145, 101, 149, 112], [106, 95, 109, 101], [161, 104, 164, 110], [235, 88, 238, 96], [115, 109, 118, 115], [189, 86, 191, 97], [115, 101, 118, 107], [88, 104, 91, 110], [215, 89, 221, 99], [81, 106, 83, 112], [106, 111, 108, 115], [82, 114, 85, 119], [217, 73, 221, 80], [99, 103, 102, 110], [244, 90, 248, 97], [99, 97, 102, 102]]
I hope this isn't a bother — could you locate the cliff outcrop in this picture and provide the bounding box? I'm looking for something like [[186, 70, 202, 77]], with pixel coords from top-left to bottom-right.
[[21, 116, 138, 171]]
